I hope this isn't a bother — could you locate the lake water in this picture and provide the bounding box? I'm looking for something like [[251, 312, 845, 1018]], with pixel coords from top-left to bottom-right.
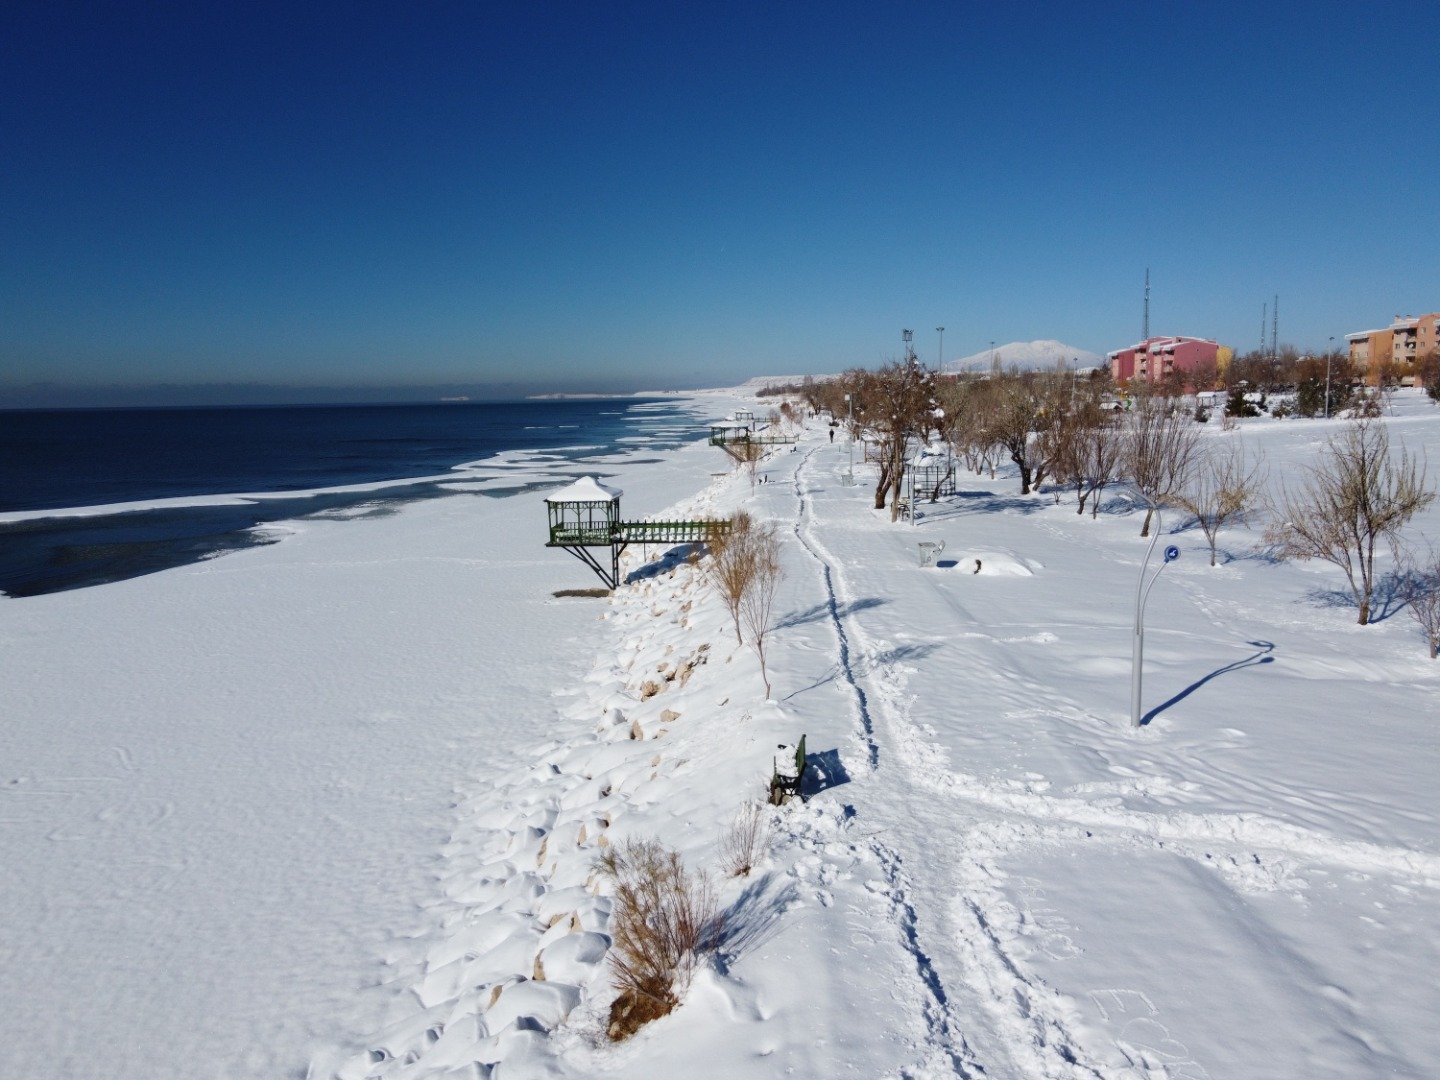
[[0, 398, 696, 597]]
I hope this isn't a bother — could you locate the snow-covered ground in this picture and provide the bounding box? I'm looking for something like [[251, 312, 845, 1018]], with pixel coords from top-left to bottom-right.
[[5, 391, 1439, 1079]]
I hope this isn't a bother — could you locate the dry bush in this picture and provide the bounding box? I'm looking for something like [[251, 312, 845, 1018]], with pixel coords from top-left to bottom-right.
[[1125, 395, 1202, 536], [720, 801, 772, 878], [1265, 421, 1434, 625], [1174, 439, 1266, 566], [707, 511, 754, 643], [1401, 542, 1440, 658], [738, 521, 783, 697], [597, 838, 721, 1040]]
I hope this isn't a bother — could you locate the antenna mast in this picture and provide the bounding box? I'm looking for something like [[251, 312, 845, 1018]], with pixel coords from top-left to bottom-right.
[[1260, 302, 1267, 356], [1143, 268, 1150, 340], [1271, 295, 1279, 358]]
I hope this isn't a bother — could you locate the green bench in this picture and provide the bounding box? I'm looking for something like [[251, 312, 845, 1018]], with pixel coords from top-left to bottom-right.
[[768, 734, 807, 805]]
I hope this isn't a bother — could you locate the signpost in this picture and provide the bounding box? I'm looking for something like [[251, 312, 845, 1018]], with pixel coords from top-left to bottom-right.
[[1131, 511, 1180, 729]]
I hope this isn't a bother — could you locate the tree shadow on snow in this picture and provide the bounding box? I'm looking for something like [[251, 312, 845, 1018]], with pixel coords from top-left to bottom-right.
[[783, 641, 941, 701], [1142, 640, 1276, 726], [714, 872, 797, 970], [775, 595, 886, 630], [1302, 568, 1413, 624], [940, 490, 1048, 517]]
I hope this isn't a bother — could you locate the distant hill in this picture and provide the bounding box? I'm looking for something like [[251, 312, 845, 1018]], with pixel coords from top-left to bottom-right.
[[945, 340, 1103, 374]]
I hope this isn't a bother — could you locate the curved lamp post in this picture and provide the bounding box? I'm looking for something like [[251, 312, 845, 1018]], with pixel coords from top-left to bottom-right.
[[1132, 509, 1180, 728], [844, 392, 854, 486]]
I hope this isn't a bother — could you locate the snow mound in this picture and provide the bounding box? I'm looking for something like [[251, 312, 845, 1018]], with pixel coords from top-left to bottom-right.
[[945, 340, 1102, 374], [937, 551, 1039, 576]]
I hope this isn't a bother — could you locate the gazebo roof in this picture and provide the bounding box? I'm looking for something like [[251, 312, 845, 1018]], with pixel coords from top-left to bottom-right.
[[544, 475, 622, 503], [910, 448, 948, 467], [711, 419, 750, 430]]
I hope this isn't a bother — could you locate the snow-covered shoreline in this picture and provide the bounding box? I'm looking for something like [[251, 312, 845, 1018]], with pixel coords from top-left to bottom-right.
[[6, 388, 1440, 1078]]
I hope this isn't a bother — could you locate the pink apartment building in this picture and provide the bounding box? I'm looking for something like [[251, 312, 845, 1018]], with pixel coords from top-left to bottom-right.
[[1108, 336, 1221, 385]]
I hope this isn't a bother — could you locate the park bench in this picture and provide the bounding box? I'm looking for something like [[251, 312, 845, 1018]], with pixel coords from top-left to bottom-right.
[[768, 734, 807, 805]]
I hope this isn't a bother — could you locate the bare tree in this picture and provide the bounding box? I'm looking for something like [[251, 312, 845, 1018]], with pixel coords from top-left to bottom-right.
[[1174, 440, 1266, 566], [1078, 416, 1124, 518], [851, 357, 939, 518], [1400, 542, 1440, 658], [1125, 395, 1202, 536], [983, 372, 1065, 495], [739, 439, 764, 489], [707, 511, 754, 644], [1264, 421, 1435, 625], [738, 521, 783, 697]]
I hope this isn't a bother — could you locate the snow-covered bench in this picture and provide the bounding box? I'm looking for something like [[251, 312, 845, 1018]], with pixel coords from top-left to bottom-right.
[[769, 734, 807, 805]]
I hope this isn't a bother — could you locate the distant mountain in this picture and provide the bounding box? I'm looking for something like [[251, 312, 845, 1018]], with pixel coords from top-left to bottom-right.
[[945, 340, 1103, 374]]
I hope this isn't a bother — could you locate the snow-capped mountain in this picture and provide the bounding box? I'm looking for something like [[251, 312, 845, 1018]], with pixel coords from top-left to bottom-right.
[[945, 339, 1103, 374]]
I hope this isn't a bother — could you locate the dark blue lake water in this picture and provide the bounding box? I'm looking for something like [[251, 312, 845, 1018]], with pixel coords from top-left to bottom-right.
[[0, 398, 695, 597]]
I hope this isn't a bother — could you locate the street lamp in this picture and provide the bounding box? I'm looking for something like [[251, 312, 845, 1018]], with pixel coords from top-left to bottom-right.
[[844, 392, 854, 486], [1132, 511, 1180, 729], [1326, 336, 1335, 419], [936, 326, 945, 371]]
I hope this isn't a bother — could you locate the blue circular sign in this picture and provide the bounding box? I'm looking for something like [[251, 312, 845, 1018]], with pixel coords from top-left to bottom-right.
[[1164, 545, 1180, 563]]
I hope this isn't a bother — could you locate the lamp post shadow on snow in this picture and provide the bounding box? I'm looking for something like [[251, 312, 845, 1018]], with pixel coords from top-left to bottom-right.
[[1141, 640, 1276, 727]]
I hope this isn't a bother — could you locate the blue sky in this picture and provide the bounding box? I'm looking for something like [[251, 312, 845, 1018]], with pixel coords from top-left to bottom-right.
[[4, 1, 1437, 403]]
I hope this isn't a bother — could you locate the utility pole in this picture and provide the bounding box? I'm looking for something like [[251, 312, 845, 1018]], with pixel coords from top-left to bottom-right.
[[844, 392, 854, 486], [1326, 336, 1335, 419]]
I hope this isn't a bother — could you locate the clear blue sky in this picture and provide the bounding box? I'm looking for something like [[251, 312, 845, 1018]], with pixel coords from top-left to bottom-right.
[[4, 1, 1437, 403]]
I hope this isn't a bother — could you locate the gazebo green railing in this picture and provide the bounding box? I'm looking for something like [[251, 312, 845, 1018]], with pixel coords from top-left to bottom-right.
[[709, 417, 798, 463], [544, 476, 731, 589]]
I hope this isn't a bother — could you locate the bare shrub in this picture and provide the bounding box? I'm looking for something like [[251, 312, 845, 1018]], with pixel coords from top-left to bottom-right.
[[738, 521, 783, 697], [1401, 542, 1440, 658], [1265, 421, 1435, 625], [1050, 409, 1123, 517], [720, 801, 772, 877], [707, 511, 754, 644], [597, 838, 721, 1040], [1174, 439, 1266, 566], [1125, 395, 1202, 536]]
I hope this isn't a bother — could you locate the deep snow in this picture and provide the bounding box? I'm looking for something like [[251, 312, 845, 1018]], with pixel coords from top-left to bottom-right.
[[4, 390, 1439, 1079]]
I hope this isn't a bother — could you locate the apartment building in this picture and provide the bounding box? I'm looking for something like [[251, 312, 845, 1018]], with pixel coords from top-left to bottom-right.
[[1346, 313, 1440, 368], [1108, 336, 1222, 385]]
